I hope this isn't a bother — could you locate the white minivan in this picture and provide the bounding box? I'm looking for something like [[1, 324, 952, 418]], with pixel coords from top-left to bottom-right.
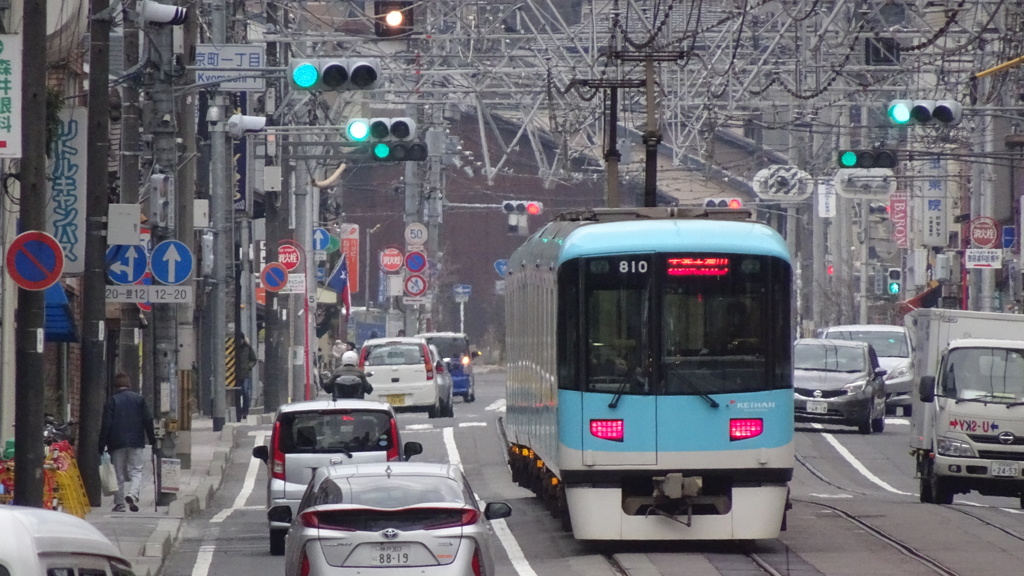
[[0, 505, 134, 576]]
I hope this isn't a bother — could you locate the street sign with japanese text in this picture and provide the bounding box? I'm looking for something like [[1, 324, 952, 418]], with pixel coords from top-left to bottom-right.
[[47, 107, 88, 273], [0, 35, 23, 157], [965, 249, 1002, 269], [916, 158, 947, 247], [194, 44, 266, 91]]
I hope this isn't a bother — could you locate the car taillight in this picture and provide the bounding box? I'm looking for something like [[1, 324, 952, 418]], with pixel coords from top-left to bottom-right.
[[271, 421, 286, 480], [589, 419, 624, 441], [423, 508, 479, 530], [299, 546, 310, 576], [298, 510, 355, 531], [423, 345, 434, 380], [471, 547, 482, 576], [387, 417, 400, 461], [729, 418, 764, 441], [358, 348, 369, 369]]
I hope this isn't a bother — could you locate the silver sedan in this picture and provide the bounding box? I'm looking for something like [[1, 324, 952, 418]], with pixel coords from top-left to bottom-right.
[[277, 462, 511, 576]]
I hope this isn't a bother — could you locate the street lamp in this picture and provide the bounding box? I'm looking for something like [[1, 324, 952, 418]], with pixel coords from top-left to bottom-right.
[[365, 224, 382, 308]]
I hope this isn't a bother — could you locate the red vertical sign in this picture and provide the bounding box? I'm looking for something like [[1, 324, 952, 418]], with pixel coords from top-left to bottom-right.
[[340, 223, 360, 294], [890, 192, 909, 249]]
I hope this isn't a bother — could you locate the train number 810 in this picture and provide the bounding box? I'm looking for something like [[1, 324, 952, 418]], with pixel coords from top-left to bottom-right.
[[619, 260, 648, 273]]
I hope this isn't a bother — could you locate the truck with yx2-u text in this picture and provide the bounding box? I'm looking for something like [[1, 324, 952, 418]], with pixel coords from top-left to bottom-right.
[[906, 309, 1024, 508]]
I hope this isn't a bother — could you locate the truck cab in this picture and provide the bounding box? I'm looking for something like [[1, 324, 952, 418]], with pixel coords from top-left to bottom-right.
[[914, 338, 1024, 507]]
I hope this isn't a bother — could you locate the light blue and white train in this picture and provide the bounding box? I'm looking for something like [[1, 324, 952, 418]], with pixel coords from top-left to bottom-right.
[[504, 207, 794, 541]]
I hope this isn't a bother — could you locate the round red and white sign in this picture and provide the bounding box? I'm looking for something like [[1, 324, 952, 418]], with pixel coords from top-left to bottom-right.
[[278, 245, 301, 271], [970, 217, 999, 248], [380, 248, 404, 273], [404, 274, 428, 297]]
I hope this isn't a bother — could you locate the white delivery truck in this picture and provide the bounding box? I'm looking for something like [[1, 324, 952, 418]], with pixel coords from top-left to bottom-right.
[[905, 308, 1024, 507]]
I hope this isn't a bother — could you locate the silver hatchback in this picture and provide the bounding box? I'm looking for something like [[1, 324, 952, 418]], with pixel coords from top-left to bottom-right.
[[252, 399, 424, 555], [276, 462, 512, 576]]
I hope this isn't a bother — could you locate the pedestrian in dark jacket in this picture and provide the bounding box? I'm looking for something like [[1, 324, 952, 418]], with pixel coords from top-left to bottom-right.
[[236, 333, 258, 421], [324, 351, 374, 399], [99, 373, 156, 512]]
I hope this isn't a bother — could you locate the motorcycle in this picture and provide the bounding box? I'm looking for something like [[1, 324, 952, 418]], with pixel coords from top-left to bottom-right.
[[43, 414, 74, 446]]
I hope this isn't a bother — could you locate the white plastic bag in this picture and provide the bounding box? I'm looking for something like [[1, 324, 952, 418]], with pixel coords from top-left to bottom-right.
[[99, 452, 118, 496]]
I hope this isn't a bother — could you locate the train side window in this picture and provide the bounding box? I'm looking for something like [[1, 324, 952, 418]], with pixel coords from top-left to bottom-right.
[[558, 260, 580, 390]]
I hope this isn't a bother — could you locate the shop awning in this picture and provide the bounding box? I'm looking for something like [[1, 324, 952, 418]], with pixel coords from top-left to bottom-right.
[[898, 284, 943, 317], [45, 283, 78, 343]]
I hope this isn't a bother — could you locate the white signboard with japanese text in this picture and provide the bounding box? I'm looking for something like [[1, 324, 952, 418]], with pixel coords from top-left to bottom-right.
[[965, 249, 1002, 269], [46, 107, 88, 274], [0, 35, 22, 158], [916, 157, 948, 247], [194, 44, 266, 91], [817, 179, 836, 218]]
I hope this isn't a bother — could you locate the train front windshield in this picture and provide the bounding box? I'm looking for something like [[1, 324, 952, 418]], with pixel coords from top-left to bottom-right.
[[576, 253, 791, 396]]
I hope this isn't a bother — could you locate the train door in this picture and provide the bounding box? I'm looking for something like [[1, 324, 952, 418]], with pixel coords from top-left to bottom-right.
[[580, 255, 657, 466]]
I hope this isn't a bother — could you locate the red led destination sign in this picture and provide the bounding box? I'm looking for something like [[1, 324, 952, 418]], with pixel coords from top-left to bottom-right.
[[666, 257, 730, 276]]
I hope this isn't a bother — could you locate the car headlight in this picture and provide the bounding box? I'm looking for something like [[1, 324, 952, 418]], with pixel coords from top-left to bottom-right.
[[936, 437, 977, 458], [886, 366, 910, 381], [843, 380, 867, 394]]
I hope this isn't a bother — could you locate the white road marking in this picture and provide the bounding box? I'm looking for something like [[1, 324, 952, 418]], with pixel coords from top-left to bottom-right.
[[885, 418, 910, 425], [485, 399, 507, 411], [190, 544, 217, 576], [959, 500, 1024, 514], [808, 493, 853, 499], [459, 422, 488, 427], [811, 423, 913, 496], [405, 424, 436, 431], [443, 427, 537, 576], [211, 431, 268, 523]]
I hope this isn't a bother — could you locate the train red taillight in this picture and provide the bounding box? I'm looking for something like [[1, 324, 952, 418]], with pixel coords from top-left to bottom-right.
[[589, 419, 624, 441], [729, 418, 764, 441]]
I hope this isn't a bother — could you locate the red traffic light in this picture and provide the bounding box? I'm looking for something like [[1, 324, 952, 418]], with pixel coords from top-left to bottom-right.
[[704, 198, 744, 209], [525, 202, 543, 215], [728, 199, 742, 209]]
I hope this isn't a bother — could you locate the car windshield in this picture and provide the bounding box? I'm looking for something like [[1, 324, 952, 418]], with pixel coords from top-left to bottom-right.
[[794, 342, 866, 373], [424, 336, 469, 360], [277, 411, 394, 454], [365, 343, 425, 366], [826, 329, 909, 358], [941, 347, 1024, 403]]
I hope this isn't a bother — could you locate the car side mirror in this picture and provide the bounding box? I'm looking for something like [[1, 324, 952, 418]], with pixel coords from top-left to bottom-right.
[[874, 367, 887, 378], [252, 445, 269, 463], [484, 501, 512, 520], [919, 375, 935, 403], [404, 441, 423, 460], [267, 505, 292, 524]]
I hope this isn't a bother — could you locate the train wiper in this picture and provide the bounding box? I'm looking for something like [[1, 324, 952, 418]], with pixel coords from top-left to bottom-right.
[[682, 376, 720, 408], [608, 379, 629, 409]]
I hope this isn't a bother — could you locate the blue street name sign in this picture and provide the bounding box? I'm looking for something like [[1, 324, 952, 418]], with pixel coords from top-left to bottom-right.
[[106, 245, 148, 285], [150, 240, 194, 285], [494, 259, 508, 278], [313, 227, 330, 251]]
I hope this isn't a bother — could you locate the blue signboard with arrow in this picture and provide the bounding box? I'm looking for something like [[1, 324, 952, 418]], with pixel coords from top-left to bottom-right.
[[313, 227, 330, 251], [106, 245, 148, 285], [150, 239, 194, 285]]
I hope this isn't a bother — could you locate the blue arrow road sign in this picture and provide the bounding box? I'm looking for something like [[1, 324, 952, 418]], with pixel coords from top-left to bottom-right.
[[106, 245, 148, 285], [313, 227, 330, 251], [1003, 225, 1016, 249], [150, 240, 194, 285], [454, 284, 472, 296], [494, 259, 508, 277]]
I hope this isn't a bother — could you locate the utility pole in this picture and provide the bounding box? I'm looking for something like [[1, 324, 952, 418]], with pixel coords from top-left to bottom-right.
[[208, 0, 229, 430], [80, 0, 114, 506], [118, 0, 142, 391], [642, 56, 659, 208], [13, 0, 47, 508]]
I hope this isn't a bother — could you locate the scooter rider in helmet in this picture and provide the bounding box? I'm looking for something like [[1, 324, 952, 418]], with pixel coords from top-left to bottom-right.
[[325, 351, 374, 400]]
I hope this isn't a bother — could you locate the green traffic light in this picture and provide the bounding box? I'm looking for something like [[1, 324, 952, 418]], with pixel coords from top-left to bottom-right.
[[888, 101, 911, 125], [839, 150, 858, 168], [373, 143, 391, 159], [887, 281, 900, 295], [292, 62, 319, 89], [346, 119, 370, 141]]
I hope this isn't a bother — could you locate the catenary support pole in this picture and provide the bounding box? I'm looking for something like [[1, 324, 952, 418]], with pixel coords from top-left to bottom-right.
[[13, 0, 48, 508], [209, 0, 228, 430]]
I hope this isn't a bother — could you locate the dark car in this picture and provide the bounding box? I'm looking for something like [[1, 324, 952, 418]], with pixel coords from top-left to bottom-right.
[[416, 332, 480, 402], [793, 338, 888, 434]]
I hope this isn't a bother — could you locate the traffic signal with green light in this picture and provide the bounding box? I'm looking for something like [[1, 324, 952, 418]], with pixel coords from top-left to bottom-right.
[[289, 58, 380, 91], [887, 267, 902, 295], [374, 1, 414, 37], [837, 149, 898, 169], [347, 117, 426, 161], [703, 198, 743, 209], [887, 99, 962, 126]]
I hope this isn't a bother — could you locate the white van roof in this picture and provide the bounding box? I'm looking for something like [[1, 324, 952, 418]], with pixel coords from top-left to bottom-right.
[[0, 505, 125, 560]]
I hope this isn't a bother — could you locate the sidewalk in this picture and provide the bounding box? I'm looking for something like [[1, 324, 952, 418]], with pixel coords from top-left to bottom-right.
[[85, 416, 246, 576]]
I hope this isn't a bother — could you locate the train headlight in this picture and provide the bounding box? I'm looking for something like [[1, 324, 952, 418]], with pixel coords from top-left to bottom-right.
[[936, 436, 976, 458], [729, 418, 763, 441]]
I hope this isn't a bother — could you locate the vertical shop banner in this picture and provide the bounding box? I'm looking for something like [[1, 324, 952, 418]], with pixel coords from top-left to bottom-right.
[[916, 157, 947, 247], [0, 35, 23, 157], [46, 107, 88, 274], [340, 223, 360, 294], [890, 192, 910, 249], [233, 93, 248, 212]]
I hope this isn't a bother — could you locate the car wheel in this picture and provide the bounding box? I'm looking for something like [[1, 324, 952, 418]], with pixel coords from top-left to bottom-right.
[[857, 408, 873, 435], [427, 400, 440, 419], [931, 474, 955, 505], [269, 529, 286, 556], [466, 382, 476, 403], [919, 474, 934, 503], [871, 399, 886, 433], [444, 392, 455, 418]]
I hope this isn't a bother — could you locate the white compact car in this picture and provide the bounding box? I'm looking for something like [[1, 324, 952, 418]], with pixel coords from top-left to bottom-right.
[[358, 337, 454, 418], [277, 462, 512, 576], [0, 505, 134, 576]]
